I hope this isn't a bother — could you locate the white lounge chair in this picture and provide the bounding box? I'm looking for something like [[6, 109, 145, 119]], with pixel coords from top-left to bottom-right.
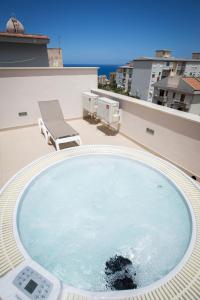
[[38, 100, 81, 150]]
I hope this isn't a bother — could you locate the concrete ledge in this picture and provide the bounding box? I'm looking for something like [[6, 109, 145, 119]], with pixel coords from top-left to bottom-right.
[[0, 67, 99, 70], [92, 89, 200, 124], [92, 89, 200, 178]]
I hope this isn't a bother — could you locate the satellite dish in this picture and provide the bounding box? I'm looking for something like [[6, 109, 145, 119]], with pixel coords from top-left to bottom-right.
[[6, 17, 25, 34]]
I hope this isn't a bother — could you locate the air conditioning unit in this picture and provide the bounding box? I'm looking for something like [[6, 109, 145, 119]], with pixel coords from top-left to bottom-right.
[[82, 92, 98, 114], [97, 97, 120, 124]]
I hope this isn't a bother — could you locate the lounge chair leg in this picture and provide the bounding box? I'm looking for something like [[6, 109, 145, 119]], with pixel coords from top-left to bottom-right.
[[78, 137, 82, 145], [55, 141, 60, 151], [38, 118, 44, 134], [47, 134, 52, 145], [43, 130, 49, 143]]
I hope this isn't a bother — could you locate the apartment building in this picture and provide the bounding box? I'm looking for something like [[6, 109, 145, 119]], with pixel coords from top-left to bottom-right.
[[116, 62, 134, 92], [130, 50, 200, 102], [98, 74, 108, 85], [109, 72, 116, 85], [153, 76, 200, 115], [0, 17, 63, 67]]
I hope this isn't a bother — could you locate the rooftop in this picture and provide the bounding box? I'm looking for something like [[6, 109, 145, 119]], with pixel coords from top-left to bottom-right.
[[0, 17, 50, 45], [134, 56, 200, 62], [183, 77, 200, 91], [0, 32, 50, 44], [0, 66, 199, 184], [153, 76, 200, 94], [118, 65, 134, 69], [0, 32, 49, 40]]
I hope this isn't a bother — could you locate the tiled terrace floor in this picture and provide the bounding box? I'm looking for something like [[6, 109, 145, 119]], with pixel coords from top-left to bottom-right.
[[0, 119, 144, 188]]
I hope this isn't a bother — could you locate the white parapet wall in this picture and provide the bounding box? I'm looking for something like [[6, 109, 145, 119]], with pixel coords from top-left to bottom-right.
[[0, 67, 98, 129], [92, 89, 200, 179]]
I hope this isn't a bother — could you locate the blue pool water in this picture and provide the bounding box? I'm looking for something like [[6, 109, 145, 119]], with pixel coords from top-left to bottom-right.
[[18, 155, 192, 291]]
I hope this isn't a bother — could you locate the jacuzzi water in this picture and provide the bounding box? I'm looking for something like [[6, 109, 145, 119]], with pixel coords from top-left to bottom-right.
[[18, 155, 192, 292]]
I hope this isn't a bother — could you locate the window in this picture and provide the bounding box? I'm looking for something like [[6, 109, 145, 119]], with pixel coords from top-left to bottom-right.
[[180, 94, 185, 102], [152, 74, 155, 78], [166, 91, 168, 96], [159, 89, 165, 97], [166, 62, 170, 66], [173, 92, 176, 98]]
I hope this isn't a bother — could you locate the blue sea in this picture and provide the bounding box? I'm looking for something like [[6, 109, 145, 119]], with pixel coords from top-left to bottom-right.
[[64, 64, 119, 79]]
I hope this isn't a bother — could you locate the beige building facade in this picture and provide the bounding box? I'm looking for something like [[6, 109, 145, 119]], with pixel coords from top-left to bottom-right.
[[47, 48, 63, 67]]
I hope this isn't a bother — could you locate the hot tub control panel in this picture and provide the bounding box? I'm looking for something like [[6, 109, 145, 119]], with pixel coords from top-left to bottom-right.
[[13, 266, 53, 299]]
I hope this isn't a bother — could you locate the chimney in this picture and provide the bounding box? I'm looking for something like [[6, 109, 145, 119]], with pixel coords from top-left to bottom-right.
[[155, 50, 172, 58], [192, 52, 200, 59]]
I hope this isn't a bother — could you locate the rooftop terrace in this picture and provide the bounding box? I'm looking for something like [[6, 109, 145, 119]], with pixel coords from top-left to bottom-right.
[[1, 67, 200, 300], [0, 67, 199, 185]]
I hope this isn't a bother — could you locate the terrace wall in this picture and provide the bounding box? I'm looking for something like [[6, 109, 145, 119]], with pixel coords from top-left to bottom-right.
[[0, 67, 97, 129], [0, 69, 199, 178], [92, 89, 200, 179]]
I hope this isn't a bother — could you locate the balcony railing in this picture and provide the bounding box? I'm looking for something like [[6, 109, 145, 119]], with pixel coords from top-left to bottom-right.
[[153, 95, 189, 111], [153, 95, 168, 103]]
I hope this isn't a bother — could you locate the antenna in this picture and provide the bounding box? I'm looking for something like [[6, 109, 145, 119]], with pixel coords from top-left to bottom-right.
[[58, 35, 61, 51], [11, 12, 16, 19]]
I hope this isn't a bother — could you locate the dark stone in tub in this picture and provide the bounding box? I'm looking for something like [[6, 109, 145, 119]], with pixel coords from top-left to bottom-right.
[[105, 255, 137, 290], [112, 276, 137, 290], [105, 255, 132, 274]]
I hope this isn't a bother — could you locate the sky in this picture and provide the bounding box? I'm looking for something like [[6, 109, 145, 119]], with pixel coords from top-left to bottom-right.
[[0, 0, 200, 64]]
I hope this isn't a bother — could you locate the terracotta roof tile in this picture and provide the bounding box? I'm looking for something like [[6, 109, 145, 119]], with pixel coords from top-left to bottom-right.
[[0, 32, 49, 40], [183, 77, 200, 91]]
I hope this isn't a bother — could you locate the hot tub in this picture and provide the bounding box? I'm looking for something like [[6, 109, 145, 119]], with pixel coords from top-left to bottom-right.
[[17, 151, 193, 293]]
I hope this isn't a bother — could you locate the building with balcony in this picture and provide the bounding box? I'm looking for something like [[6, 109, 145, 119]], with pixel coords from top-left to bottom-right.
[[130, 50, 200, 102], [109, 72, 116, 85], [116, 62, 134, 92], [152, 76, 200, 114]]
